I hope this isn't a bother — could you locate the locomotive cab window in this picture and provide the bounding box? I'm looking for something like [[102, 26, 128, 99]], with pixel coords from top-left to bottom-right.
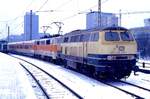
[[105, 32, 120, 41], [120, 32, 134, 41], [46, 40, 50, 44], [90, 32, 99, 41], [63, 37, 69, 43], [36, 41, 40, 45]]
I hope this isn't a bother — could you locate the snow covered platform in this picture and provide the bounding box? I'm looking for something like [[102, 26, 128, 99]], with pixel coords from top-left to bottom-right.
[[0, 52, 36, 99]]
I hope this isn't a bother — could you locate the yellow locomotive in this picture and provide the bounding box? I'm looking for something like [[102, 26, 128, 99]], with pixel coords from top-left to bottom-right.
[[60, 27, 137, 79]]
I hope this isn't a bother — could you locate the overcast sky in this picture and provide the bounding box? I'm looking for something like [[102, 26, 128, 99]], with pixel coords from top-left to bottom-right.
[[0, 0, 150, 38]]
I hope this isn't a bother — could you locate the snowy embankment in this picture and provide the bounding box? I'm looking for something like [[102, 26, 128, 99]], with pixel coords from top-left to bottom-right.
[[0, 52, 37, 99]]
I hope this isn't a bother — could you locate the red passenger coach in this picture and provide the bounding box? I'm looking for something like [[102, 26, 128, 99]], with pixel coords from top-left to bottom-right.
[[8, 36, 62, 63], [8, 41, 35, 56]]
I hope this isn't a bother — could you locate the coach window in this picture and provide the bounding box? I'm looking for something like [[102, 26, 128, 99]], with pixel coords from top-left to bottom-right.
[[75, 35, 80, 42], [30, 45, 32, 49], [55, 38, 58, 43], [24, 45, 28, 49], [83, 34, 90, 42], [60, 38, 64, 43], [17, 45, 19, 48], [79, 34, 84, 42], [20, 45, 23, 49], [70, 36, 75, 42], [36, 41, 40, 45], [58, 38, 63, 43], [40, 41, 45, 45], [52, 39, 56, 44]]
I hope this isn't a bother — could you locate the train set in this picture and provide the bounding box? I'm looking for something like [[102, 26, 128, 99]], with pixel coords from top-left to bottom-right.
[[2, 26, 138, 79]]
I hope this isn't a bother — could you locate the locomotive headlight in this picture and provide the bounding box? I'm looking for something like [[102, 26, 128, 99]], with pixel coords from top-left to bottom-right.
[[128, 55, 135, 59], [107, 56, 115, 60]]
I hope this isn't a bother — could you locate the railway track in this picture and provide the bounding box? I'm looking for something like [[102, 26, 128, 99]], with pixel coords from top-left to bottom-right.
[[19, 63, 50, 99], [141, 78, 150, 83], [118, 80, 150, 92], [14, 56, 83, 99], [99, 79, 150, 99], [12, 55, 150, 98], [98, 79, 144, 99]]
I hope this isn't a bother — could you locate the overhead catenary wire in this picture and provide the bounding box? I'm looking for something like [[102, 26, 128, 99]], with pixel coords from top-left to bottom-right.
[[5, 0, 150, 30], [42, 0, 111, 34], [56, 0, 111, 22], [0, 0, 35, 23], [54, 0, 73, 10], [37, 0, 74, 33], [37, 0, 49, 11], [115, 10, 150, 26], [36, 0, 73, 13]]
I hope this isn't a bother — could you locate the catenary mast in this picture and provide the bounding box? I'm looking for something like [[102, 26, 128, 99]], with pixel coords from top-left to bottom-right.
[[98, 0, 101, 28]]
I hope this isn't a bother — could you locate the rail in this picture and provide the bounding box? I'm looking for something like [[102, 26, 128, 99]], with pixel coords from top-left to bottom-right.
[[19, 63, 50, 99], [98, 80, 144, 99], [12, 55, 83, 99]]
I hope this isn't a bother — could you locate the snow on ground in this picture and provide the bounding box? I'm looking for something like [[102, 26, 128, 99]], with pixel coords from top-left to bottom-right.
[[2, 53, 150, 99], [126, 58, 150, 89], [124, 72, 150, 90], [0, 52, 37, 99], [1, 51, 150, 99], [13, 54, 137, 99], [138, 58, 150, 63]]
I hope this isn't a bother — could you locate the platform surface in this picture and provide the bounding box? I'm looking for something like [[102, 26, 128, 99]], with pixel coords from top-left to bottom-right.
[[0, 52, 37, 99]]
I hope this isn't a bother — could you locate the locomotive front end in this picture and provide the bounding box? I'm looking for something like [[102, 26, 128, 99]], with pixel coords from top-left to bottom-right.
[[88, 27, 137, 79], [101, 27, 137, 79]]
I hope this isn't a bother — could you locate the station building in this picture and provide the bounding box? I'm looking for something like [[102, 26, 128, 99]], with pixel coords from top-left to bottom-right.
[[24, 11, 39, 40], [86, 11, 118, 29], [130, 26, 150, 58]]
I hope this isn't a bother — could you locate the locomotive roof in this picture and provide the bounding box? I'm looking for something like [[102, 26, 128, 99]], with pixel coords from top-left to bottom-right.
[[103, 27, 128, 31], [64, 26, 128, 36]]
